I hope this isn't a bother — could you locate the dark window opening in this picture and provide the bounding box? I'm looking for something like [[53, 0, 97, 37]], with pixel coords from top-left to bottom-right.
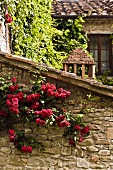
[[88, 34, 113, 75]]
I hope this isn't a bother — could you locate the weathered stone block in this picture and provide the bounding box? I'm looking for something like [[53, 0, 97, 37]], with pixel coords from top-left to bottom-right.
[[99, 150, 110, 155], [107, 128, 113, 139], [27, 157, 45, 166], [77, 158, 89, 168]]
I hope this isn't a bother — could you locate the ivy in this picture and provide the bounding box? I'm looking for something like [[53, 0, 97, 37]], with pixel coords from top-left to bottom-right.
[[1, 0, 88, 69]]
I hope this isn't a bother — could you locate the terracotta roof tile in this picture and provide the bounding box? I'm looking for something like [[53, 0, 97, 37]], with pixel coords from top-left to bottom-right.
[[63, 48, 95, 64], [52, 0, 113, 17]]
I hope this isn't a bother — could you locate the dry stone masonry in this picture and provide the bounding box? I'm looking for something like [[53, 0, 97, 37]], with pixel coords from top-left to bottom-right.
[[0, 52, 113, 169]]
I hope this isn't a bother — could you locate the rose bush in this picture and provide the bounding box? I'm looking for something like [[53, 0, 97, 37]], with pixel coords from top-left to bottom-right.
[[0, 76, 90, 153]]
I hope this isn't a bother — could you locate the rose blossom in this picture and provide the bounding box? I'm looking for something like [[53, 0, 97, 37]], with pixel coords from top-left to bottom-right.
[[69, 139, 75, 146], [12, 78, 17, 83], [36, 118, 45, 126], [41, 109, 53, 119], [27, 146, 32, 153], [8, 129, 15, 136], [9, 85, 15, 92], [56, 115, 65, 122], [74, 125, 81, 131], [59, 120, 70, 127], [78, 136, 84, 142], [81, 126, 90, 134], [21, 146, 27, 153]]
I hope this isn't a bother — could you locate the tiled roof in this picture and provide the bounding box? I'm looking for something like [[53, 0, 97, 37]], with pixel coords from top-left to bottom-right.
[[63, 48, 95, 64], [52, 0, 113, 18]]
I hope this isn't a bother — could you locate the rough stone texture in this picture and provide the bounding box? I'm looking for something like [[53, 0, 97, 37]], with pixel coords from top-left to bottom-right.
[[1, 53, 113, 169]]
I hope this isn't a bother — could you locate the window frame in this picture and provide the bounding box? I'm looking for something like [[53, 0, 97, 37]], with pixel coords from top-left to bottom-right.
[[87, 34, 112, 75]]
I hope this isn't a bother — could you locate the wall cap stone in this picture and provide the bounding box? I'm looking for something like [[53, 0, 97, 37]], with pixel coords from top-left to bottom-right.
[[0, 52, 113, 98]]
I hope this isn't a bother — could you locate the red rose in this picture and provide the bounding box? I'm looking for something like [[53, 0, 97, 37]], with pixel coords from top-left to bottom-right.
[[9, 107, 19, 114], [34, 110, 41, 115], [74, 125, 81, 131], [36, 118, 40, 124], [41, 109, 52, 119], [50, 84, 56, 91], [12, 78, 17, 83], [60, 92, 66, 99], [54, 91, 60, 98], [26, 94, 33, 102], [29, 102, 40, 110], [41, 84, 46, 92], [9, 85, 15, 92], [56, 115, 65, 122], [8, 129, 15, 136], [81, 126, 90, 134], [47, 89, 54, 96], [36, 118, 45, 126], [40, 120, 46, 126], [65, 90, 71, 97], [45, 83, 51, 90], [14, 84, 18, 90], [7, 94, 16, 99], [21, 146, 27, 153], [27, 146, 32, 153], [57, 88, 64, 93], [5, 14, 13, 23], [78, 137, 84, 142], [10, 135, 15, 142], [69, 139, 75, 146], [59, 120, 70, 127], [17, 92, 24, 101]]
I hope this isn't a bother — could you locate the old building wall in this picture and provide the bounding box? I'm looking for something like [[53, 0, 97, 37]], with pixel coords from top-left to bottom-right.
[[0, 53, 113, 169], [83, 18, 113, 34]]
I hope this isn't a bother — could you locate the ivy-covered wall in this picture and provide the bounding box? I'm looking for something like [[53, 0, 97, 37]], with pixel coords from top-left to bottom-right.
[[1, 52, 113, 169]]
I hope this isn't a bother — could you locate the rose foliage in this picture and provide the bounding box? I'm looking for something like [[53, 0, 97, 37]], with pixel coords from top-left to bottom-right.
[[0, 76, 90, 153]]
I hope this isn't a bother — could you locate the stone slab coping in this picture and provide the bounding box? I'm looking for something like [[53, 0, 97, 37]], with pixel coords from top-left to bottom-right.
[[0, 51, 113, 98]]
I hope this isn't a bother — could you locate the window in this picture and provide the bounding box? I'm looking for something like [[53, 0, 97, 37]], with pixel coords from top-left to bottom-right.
[[88, 34, 112, 75]]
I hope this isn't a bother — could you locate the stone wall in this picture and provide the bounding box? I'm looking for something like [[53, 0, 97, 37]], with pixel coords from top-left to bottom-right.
[[83, 18, 113, 34], [1, 53, 113, 169]]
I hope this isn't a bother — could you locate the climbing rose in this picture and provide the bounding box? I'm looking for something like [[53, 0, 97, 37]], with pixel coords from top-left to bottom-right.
[[59, 120, 70, 127], [36, 118, 46, 126], [5, 14, 13, 23], [9, 107, 19, 114], [27, 146, 32, 153], [69, 139, 75, 146], [74, 125, 81, 131], [81, 126, 90, 134], [21, 146, 27, 153], [9, 85, 15, 92], [10, 135, 15, 142], [8, 129, 15, 136], [56, 115, 65, 122], [41, 109, 53, 119], [78, 137, 84, 142], [12, 78, 17, 83], [17, 92, 24, 101]]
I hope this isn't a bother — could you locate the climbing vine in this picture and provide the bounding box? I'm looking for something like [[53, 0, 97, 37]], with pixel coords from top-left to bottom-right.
[[0, 0, 88, 69], [0, 76, 90, 153]]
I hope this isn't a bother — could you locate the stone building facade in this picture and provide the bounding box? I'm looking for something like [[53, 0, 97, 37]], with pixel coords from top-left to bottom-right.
[[1, 52, 113, 169], [52, 0, 113, 75]]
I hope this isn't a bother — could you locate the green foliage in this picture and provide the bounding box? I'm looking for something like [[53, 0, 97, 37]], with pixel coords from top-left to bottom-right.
[[96, 70, 113, 86], [53, 17, 88, 55], [1, 0, 87, 69]]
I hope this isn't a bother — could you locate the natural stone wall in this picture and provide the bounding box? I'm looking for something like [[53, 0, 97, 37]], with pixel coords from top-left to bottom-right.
[[1, 53, 113, 169], [83, 18, 113, 34]]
